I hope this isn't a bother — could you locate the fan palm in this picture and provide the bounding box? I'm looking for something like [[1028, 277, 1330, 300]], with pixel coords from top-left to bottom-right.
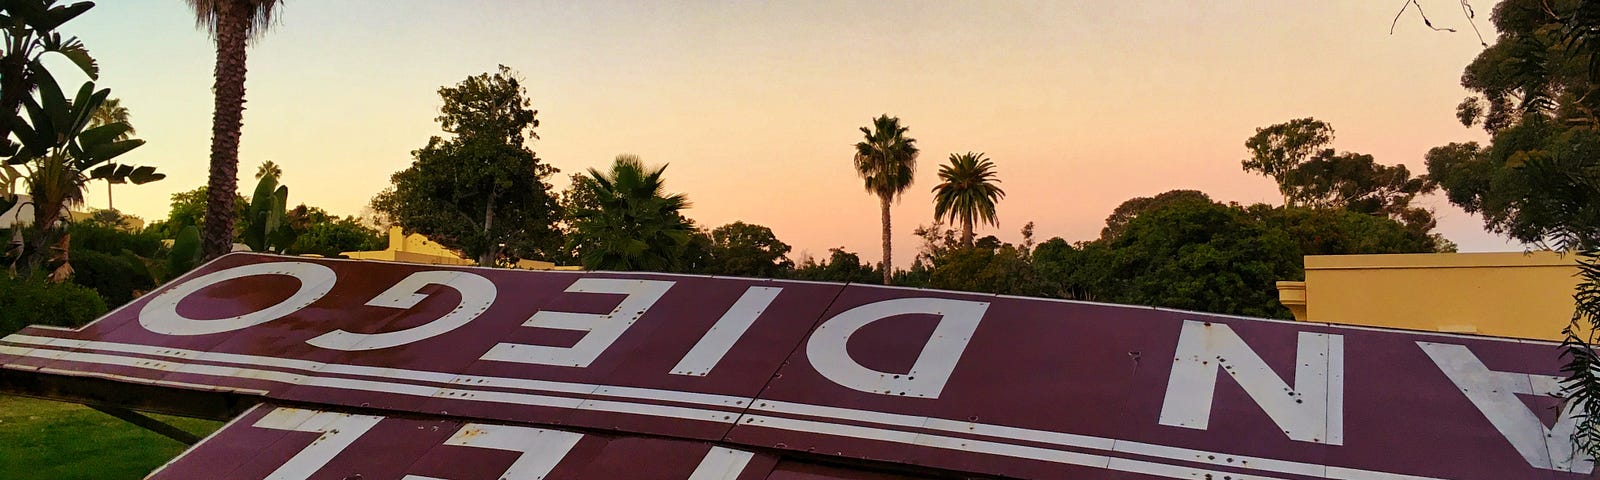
[[571, 155, 692, 271], [853, 114, 918, 283], [186, 0, 284, 258], [255, 159, 281, 180], [933, 152, 1005, 247]]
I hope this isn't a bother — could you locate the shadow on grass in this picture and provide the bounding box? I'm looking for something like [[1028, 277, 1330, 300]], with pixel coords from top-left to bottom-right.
[[0, 395, 222, 480]]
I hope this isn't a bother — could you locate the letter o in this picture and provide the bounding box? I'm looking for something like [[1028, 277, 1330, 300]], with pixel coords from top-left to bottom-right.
[[139, 262, 337, 336]]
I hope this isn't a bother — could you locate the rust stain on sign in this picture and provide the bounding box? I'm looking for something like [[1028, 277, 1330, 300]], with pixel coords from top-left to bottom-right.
[[0, 253, 1587, 479]]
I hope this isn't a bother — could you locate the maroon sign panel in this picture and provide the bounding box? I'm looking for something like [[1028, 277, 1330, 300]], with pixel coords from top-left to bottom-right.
[[0, 253, 1586, 480]]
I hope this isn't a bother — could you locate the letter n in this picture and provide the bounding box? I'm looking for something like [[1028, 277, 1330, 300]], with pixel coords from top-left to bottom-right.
[[1158, 320, 1344, 445]]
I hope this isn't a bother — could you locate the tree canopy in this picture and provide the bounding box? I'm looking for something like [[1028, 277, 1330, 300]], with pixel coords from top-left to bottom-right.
[[702, 221, 794, 278], [1427, 0, 1600, 250], [1244, 118, 1439, 241], [371, 66, 562, 266]]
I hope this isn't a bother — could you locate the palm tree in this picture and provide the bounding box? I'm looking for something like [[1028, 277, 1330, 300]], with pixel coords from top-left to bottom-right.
[[853, 114, 918, 284], [255, 160, 281, 180], [88, 97, 135, 210], [89, 98, 135, 140], [187, 0, 285, 259], [933, 152, 1006, 247], [571, 155, 692, 271]]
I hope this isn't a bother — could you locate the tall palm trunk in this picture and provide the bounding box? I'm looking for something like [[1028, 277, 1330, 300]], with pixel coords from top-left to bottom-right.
[[201, 1, 249, 259], [961, 217, 974, 247], [478, 185, 497, 267], [880, 194, 892, 284]]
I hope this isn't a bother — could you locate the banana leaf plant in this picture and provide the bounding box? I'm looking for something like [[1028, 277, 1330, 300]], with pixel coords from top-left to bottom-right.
[[7, 66, 160, 276], [0, 0, 99, 158], [241, 172, 294, 253], [0, 163, 18, 216]]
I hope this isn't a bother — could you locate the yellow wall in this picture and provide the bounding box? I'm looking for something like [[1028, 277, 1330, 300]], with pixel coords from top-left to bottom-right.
[[1277, 252, 1580, 340], [341, 227, 579, 271]]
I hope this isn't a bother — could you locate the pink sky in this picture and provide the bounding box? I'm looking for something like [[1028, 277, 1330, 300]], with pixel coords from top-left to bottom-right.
[[62, 1, 1509, 267]]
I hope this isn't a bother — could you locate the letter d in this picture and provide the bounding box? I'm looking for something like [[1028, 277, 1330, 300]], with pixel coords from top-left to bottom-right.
[[805, 297, 988, 399]]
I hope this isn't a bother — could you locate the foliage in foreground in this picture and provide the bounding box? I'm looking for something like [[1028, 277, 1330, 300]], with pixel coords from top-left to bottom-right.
[[0, 274, 105, 336]]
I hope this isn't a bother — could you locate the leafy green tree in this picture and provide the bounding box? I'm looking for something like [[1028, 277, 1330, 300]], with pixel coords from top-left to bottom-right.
[[853, 114, 918, 283], [702, 221, 793, 278], [932, 152, 1005, 247], [1437, 0, 1600, 459], [1246, 119, 1438, 236], [920, 234, 1038, 296], [789, 247, 881, 284], [1030, 237, 1090, 300], [1247, 205, 1448, 256], [1072, 199, 1302, 318], [187, 0, 285, 259], [371, 66, 563, 266], [567, 155, 692, 271], [288, 216, 384, 258], [66, 216, 163, 307], [1285, 150, 1434, 218], [1424, 0, 1600, 249], [1099, 190, 1212, 241], [1242, 117, 1333, 204], [148, 185, 246, 239]]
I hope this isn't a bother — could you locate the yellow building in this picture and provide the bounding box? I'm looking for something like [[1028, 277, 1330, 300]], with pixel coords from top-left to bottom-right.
[[1276, 252, 1580, 341], [342, 227, 580, 271]]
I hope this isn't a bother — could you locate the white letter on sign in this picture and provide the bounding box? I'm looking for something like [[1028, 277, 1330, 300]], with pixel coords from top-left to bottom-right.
[[1419, 342, 1592, 473], [481, 278, 674, 368], [671, 286, 783, 376], [1159, 320, 1344, 445], [140, 262, 336, 336], [805, 297, 988, 398], [306, 271, 496, 351], [252, 407, 384, 480], [402, 424, 583, 480]]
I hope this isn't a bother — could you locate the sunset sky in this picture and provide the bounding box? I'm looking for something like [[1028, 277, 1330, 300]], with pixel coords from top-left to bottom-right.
[[59, 1, 1507, 266]]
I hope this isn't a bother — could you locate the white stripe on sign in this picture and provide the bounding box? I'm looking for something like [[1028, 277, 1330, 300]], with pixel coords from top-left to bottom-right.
[[0, 334, 749, 408], [0, 341, 1447, 480], [687, 447, 757, 480], [672, 286, 783, 376]]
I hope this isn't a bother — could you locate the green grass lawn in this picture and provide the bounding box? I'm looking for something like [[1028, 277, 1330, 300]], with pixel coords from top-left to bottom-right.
[[0, 395, 222, 480]]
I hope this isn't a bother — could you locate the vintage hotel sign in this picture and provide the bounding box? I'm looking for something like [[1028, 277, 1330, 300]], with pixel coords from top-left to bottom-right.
[[0, 253, 1586, 479]]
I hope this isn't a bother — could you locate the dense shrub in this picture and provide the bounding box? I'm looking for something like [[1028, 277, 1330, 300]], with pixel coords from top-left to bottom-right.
[[66, 219, 165, 307], [69, 249, 156, 308], [0, 276, 107, 336]]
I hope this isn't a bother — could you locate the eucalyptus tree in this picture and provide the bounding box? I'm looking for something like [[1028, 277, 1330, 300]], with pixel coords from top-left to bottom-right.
[[186, 0, 285, 259], [932, 152, 1005, 247], [853, 114, 918, 283]]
